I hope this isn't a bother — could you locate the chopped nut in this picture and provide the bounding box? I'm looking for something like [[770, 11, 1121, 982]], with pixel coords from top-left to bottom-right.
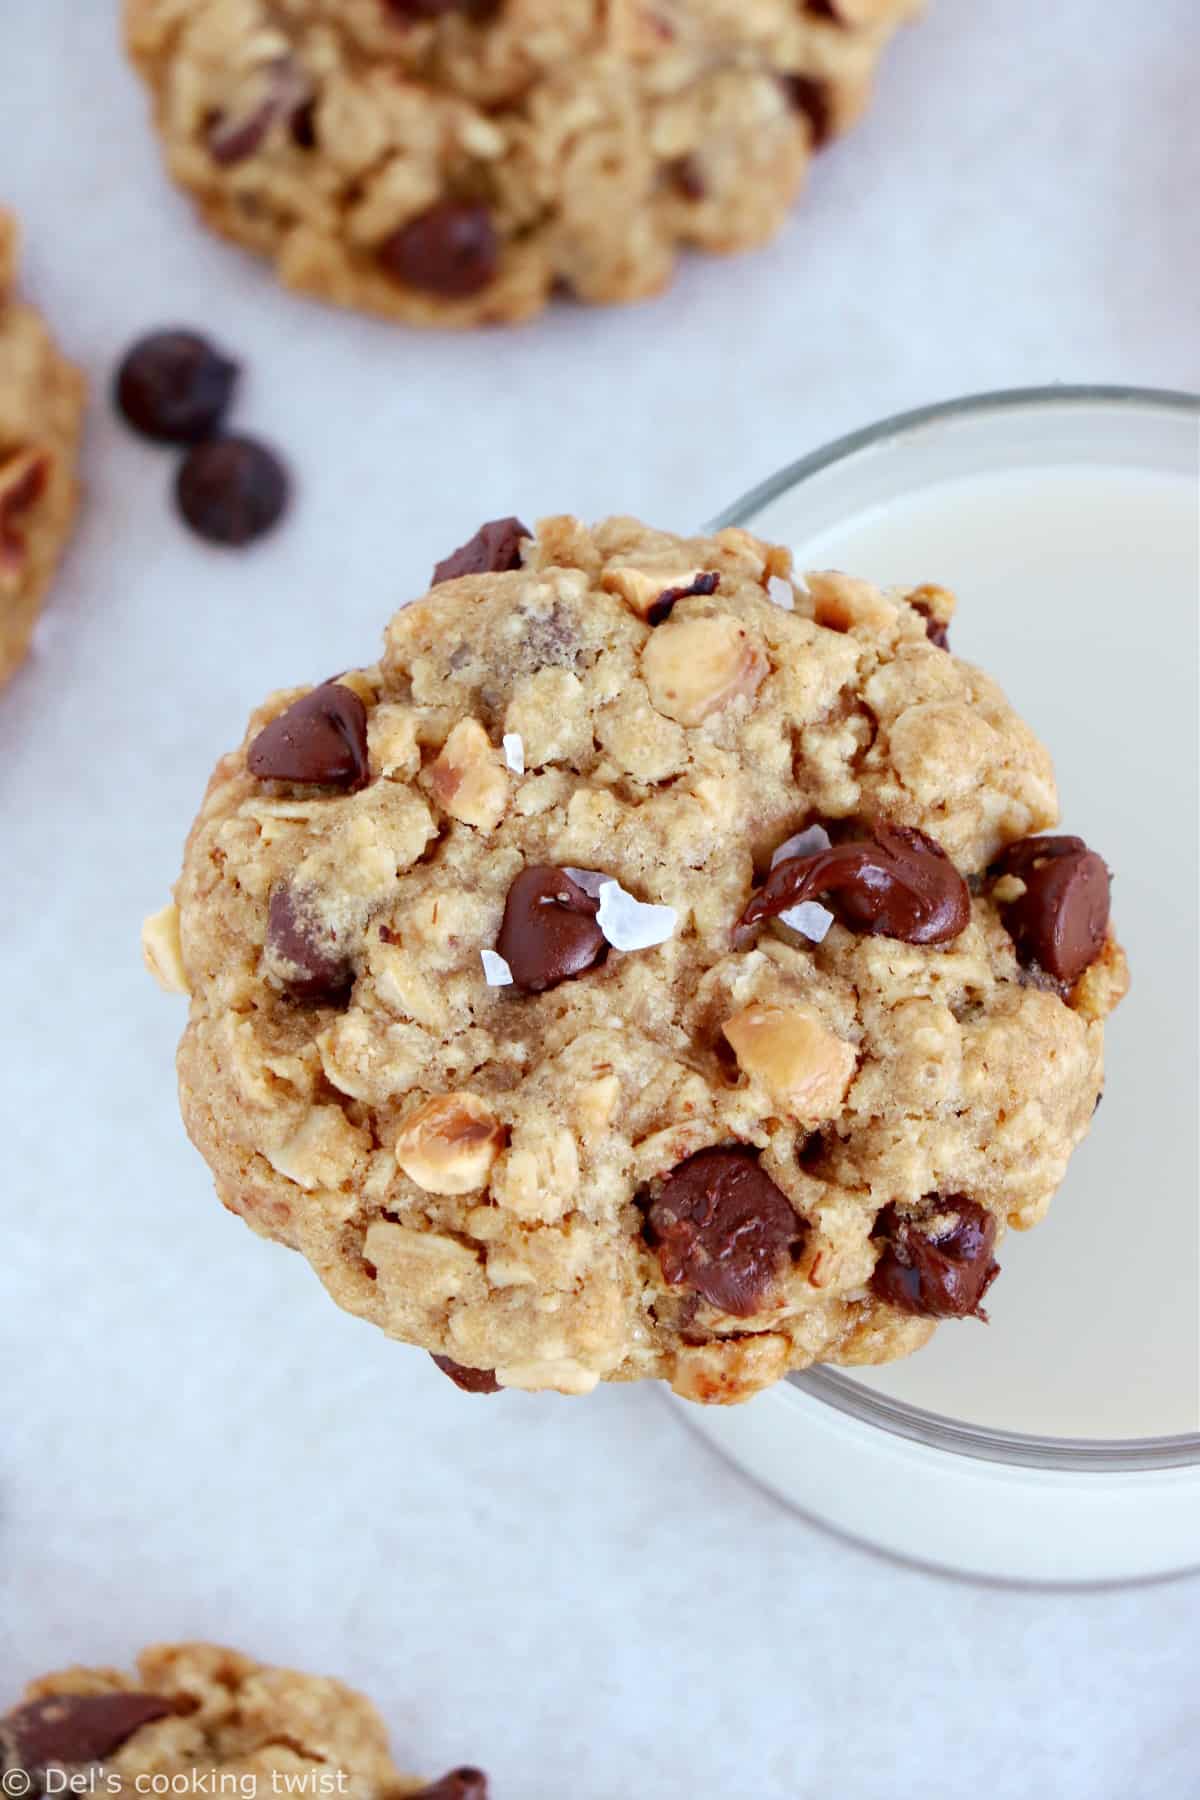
[[642, 615, 768, 726], [395, 1092, 505, 1195], [363, 1219, 482, 1304], [574, 1073, 621, 1140], [266, 1104, 368, 1190], [602, 565, 717, 621], [722, 1003, 856, 1120], [427, 718, 509, 831], [141, 900, 189, 994], [804, 569, 898, 634]]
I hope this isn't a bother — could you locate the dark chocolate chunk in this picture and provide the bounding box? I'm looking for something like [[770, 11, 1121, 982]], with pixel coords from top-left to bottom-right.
[[206, 57, 313, 165], [646, 570, 720, 627], [871, 1197, 999, 1319], [431, 1355, 501, 1394], [667, 154, 708, 202], [989, 835, 1111, 985], [384, 0, 494, 16], [496, 866, 607, 994], [248, 682, 370, 789], [175, 435, 289, 547], [432, 517, 529, 585], [114, 331, 239, 444], [379, 201, 499, 298], [265, 884, 354, 1004], [643, 1147, 806, 1317], [737, 821, 970, 947], [2, 1694, 174, 1779], [784, 75, 834, 148], [912, 599, 950, 651]]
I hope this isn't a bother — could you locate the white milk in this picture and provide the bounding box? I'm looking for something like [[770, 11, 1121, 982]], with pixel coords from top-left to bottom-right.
[[786, 467, 1198, 1440]]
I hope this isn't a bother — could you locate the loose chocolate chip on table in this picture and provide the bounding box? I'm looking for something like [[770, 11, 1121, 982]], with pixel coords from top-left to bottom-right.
[[248, 682, 370, 788], [737, 821, 970, 947], [1, 1694, 174, 1777], [175, 435, 289, 547], [643, 1146, 807, 1317], [431, 1354, 501, 1394], [378, 200, 499, 298], [496, 866, 607, 994], [646, 570, 720, 626], [989, 834, 1111, 985], [265, 884, 355, 1004], [432, 516, 530, 585], [115, 331, 239, 444], [410, 1772, 490, 1800], [784, 75, 834, 148], [871, 1198, 999, 1319]]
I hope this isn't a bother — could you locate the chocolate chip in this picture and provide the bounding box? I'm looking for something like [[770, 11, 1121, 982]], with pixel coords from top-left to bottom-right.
[[384, 0, 493, 16], [646, 570, 720, 627], [432, 517, 529, 585], [431, 1354, 501, 1394], [496, 866, 607, 994], [871, 1198, 999, 1319], [248, 683, 370, 788], [206, 56, 314, 166], [784, 75, 834, 148], [912, 600, 950, 651], [115, 331, 239, 444], [265, 884, 354, 1004], [643, 1147, 806, 1317], [2, 1694, 174, 1780], [667, 154, 708, 202], [409, 1772, 490, 1800], [379, 201, 499, 298], [737, 821, 970, 947], [989, 835, 1111, 984], [175, 435, 289, 547]]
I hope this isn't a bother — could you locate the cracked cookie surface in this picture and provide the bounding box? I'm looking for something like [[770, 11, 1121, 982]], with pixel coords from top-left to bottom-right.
[[0, 210, 85, 688], [149, 515, 1127, 1403], [123, 0, 921, 327], [1, 1644, 484, 1800]]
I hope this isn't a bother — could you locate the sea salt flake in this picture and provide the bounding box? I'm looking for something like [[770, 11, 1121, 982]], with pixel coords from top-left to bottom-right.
[[502, 733, 525, 775], [770, 824, 831, 868], [767, 575, 795, 611], [779, 901, 835, 943], [596, 879, 678, 953], [563, 867, 606, 897], [481, 949, 514, 987]]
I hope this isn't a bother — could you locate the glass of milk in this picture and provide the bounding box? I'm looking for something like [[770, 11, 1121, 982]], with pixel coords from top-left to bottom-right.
[[680, 388, 1200, 1585]]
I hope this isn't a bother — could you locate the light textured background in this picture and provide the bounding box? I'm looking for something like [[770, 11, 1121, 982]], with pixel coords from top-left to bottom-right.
[[2, 3, 1198, 1797]]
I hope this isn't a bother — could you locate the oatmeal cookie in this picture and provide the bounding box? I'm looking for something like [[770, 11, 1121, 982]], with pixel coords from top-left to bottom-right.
[[0, 210, 85, 688], [123, 0, 921, 327], [1, 1645, 485, 1800], [146, 515, 1126, 1403]]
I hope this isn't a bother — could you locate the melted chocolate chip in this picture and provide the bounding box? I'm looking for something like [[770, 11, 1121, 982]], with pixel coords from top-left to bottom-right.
[[989, 835, 1111, 985], [646, 570, 720, 626], [114, 331, 239, 443], [643, 1147, 806, 1317], [784, 75, 834, 148], [2, 1694, 174, 1778], [737, 821, 970, 947], [871, 1198, 999, 1319], [431, 1354, 501, 1394], [410, 1772, 490, 1800], [265, 884, 354, 1004], [496, 866, 607, 994], [912, 600, 950, 651], [248, 683, 370, 789], [175, 436, 289, 546], [432, 517, 529, 585], [379, 201, 499, 298]]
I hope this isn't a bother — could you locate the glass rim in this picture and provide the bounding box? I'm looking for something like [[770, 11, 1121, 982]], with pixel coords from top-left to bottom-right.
[[718, 382, 1200, 1476], [711, 382, 1200, 537]]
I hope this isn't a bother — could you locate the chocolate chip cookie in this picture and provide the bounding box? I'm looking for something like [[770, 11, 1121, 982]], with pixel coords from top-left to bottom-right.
[[146, 516, 1127, 1403], [0, 210, 85, 688], [123, 0, 920, 328], [1, 1644, 485, 1800]]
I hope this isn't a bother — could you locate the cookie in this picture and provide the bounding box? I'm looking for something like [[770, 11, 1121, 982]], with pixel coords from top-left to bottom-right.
[[0, 209, 85, 688], [146, 515, 1127, 1404], [1, 1644, 486, 1800], [123, 0, 920, 328]]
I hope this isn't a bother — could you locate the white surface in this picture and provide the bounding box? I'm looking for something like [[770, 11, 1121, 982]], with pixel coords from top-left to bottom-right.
[[2, 3, 1198, 1798]]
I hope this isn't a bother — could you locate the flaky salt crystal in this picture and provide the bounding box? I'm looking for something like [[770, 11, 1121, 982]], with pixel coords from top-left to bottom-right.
[[596, 879, 678, 952], [481, 949, 514, 986], [770, 824, 831, 868], [767, 575, 795, 611], [502, 733, 525, 775], [563, 867, 606, 897], [779, 901, 835, 943]]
